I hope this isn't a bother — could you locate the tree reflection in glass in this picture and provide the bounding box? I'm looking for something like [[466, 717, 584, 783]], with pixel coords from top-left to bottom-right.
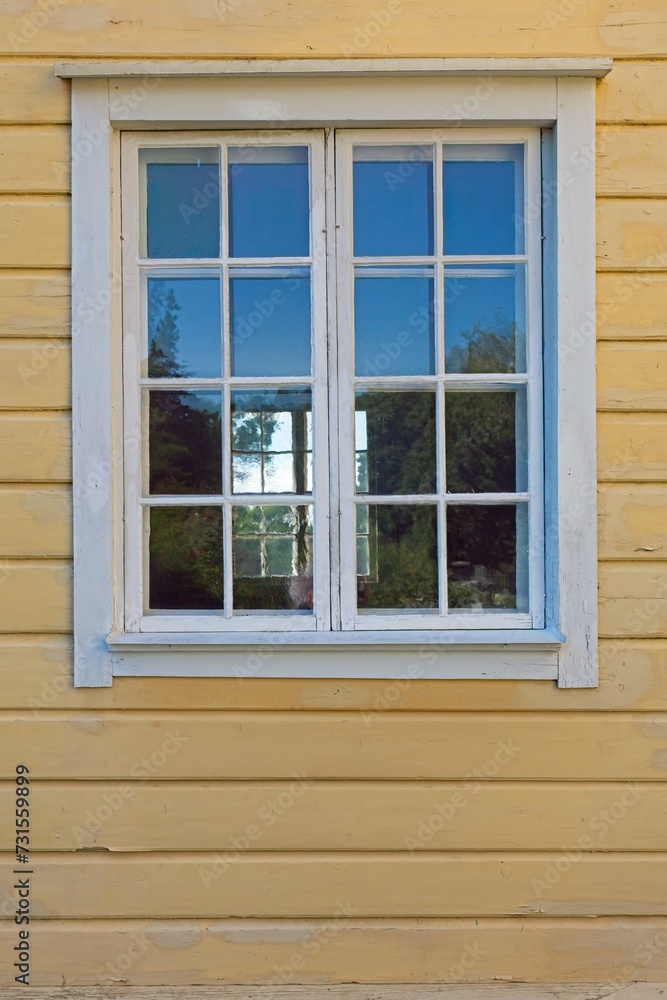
[[233, 505, 313, 611], [447, 505, 523, 610], [355, 391, 436, 496], [357, 505, 438, 611], [149, 506, 223, 610], [231, 390, 312, 495]]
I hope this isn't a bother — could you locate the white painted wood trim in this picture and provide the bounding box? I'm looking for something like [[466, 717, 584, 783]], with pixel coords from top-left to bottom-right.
[[71, 78, 114, 688], [548, 78, 598, 688], [55, 57, 613, 79]]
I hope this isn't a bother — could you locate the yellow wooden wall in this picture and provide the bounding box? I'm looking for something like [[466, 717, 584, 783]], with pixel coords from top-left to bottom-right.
[[1, 0, 667, 987]]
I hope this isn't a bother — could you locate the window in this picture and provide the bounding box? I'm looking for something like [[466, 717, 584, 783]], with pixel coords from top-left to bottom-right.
[[63, 60, 608, 685]]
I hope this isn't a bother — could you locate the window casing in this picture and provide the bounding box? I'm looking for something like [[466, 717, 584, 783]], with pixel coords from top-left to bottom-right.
[[62, 62, 606, 685]]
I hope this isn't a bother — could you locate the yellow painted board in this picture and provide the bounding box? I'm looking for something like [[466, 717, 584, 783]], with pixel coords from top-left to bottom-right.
[[2, 0, 666, 57], [0, 199, 70, 269], [0, 779, 659, 852], [0, 341, 70, 409], [0, 414, 71, 482], [599, 562, 667, 637], [598, 342, 667, 410], [2, 852, 667, 918], [597, 272, 667, 339], [0, 488, 71, 557], [597, 199, 667, 271], [0, 271, 70, 338], [1, 637, 667, 713], [598, 61, 667, 124], [598, 485, 667, 560], [0, 62, 69, 125], [2, 712, 667, 779], [0, 561, 71, 632], [2, 917, 667, 987], [598, 413, 667, 482], [0, 126, 69, 194], [597, 125, 667, 196]]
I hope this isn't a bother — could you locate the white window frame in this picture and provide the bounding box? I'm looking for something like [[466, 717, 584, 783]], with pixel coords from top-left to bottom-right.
[[60, 58, 611, 687]]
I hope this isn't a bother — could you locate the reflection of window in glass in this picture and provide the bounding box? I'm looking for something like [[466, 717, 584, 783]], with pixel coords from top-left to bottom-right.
[[232, 392, 313, 495]]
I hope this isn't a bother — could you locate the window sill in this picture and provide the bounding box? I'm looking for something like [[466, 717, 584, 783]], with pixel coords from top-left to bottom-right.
[[107, 628, 564, 680]]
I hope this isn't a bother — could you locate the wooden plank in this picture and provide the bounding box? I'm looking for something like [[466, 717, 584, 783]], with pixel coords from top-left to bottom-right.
[[598, 343, 667, 411], [1, 919, 667, 988], [0, 413, 71, 482], [1, 637, 667, 713], [0, 989, 666, 1000], [598, 413, 667, 482], [0, 199, 70, 269], [599, 563, 667, 637], [597, 199, 667, 271], [0, 341, 70, 409], [597, 273, 667, 340], [0, 62, 70, 125], [0, 780, 661, 852], [1, 0, 667, 57], [599, 486, 667, 560], [2, 852, 667, 917], [598, 61, 667, 124], [0, 271, 70, 338], [598, 126, 667, 196], [0, 126, 69, 193], [0, 487, 70, 557], [0, 561, 71, 632], [2, 712, 667, 780]]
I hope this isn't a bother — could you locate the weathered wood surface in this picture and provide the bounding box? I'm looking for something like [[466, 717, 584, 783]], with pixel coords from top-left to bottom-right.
[[0, 271, 70, 337], [0, 488, 71, 557], [0, 199, 70, 269], [0, 780, 660, 852], [2, 986, 666, 999], [598, 343, 667, 410], [597, 199, 667, 271], [597, 274, 667, 340], [0, 413, 71, 481], [0, 62, 70, 124], [1, 712, 666, 779], [0, 125, 69, 193], [3, 852, 667, 917], [599, 414, 667, 482], [2, 918, 667, 986], [598, 486, 667, 561]]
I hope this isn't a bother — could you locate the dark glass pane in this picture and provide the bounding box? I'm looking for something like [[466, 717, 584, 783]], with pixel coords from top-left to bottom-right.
[[354, 269, 434, 377], [353, 145, 434, 256], [149, 391, 222, 495], [147, 276, 221, 378], [228, 146, 309, 258], [149, 506, 223, 610], [445, 265, 525, 373], [443, 145, 523, 255], [447, 504, 525, 610], [445, 391, 524, 493], [231, 389, 312, 494], [355, 391, 436, 495], [357, 504, 438, 611], [230, 269, 311, 377], [233, 505, 313, 611], [143, 148, 220, 259]]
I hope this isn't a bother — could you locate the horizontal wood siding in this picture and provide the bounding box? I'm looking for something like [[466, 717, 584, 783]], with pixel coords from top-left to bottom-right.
[[0, 6, 666, 987]]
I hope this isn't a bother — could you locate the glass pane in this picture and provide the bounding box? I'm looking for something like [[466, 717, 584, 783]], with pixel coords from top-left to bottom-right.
[[147, 276, 221, 378], [353, 145, 434, 257], [447, 504, 527, 610], [354, 267, 434, 376], [149, 391, 222, 495], [355, 391, 436, 495], [231, 389, 312, 494], [141, 148, 220, 259], [443, 145, 524, 255], [356, 504, 438, 611], [228, 146, 309, 258], [233, 505, 313, 611], [148, 506, 223, 610], [445, 389, 526, 494], [445, 265, 526, 373], [230, 268, 311, 377]]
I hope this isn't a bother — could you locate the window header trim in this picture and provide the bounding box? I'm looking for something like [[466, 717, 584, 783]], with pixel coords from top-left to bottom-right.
[[55, 57, 613, 80]]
